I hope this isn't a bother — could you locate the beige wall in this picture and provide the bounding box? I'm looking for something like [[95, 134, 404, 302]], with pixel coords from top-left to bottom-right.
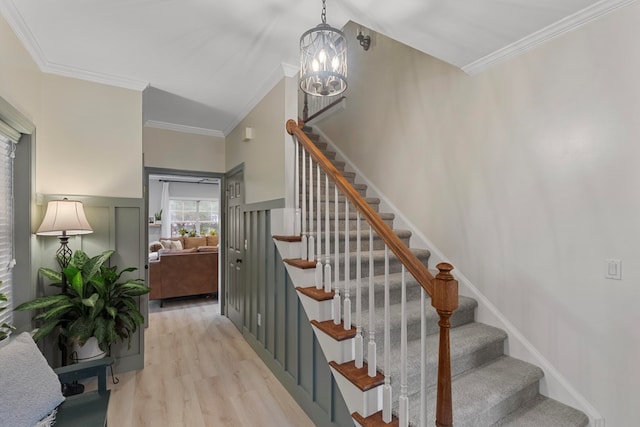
[[143, 126, 225, 173], [0, 14, 143, 199], [319, 10, 640, 427], [226, 77, 295, 204]]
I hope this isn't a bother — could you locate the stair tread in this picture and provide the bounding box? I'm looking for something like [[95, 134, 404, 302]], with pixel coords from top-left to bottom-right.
[[403, 356, 543, 426], [329, 360, 384, 391], [381, 322, 507, 376], [490, 394, 589, 427], [296, 285, 335, 301], [311, 319, 356, 341]]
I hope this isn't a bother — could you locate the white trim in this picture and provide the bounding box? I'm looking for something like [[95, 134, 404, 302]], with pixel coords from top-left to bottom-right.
[[222, 62, 299, 136], [41, 62, 149, 91], [462, 0, 636, 76], [144, 120, 225, 138], [0, 0, 149, 91], [312, 125, 605, 427]]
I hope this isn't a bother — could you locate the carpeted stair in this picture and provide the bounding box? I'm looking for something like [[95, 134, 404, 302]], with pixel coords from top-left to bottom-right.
[[298, 127, 589, 427]]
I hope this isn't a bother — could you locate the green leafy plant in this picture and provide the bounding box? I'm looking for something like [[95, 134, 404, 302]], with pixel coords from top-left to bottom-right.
[[154, 209, 162, 221], [188, 230, 197, 237], [0, 282, 16, 341], [208, 229, 217, 236], [16, 250, 150, 352], [178, 227, 188, 237]]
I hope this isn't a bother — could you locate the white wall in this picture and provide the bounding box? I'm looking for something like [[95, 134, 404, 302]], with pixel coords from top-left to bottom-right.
[[226, 77, 296, 205], [319, 10, 640, 427], [143, 126, 225, 173]]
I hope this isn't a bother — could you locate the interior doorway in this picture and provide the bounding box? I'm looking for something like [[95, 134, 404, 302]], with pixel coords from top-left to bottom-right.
[[143, 168, 224, 316]]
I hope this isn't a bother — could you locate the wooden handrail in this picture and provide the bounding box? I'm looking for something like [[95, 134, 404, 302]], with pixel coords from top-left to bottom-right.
[[287, 119, 435, 297], [287, 118, 459, 426], [304, 95, 347, 124]]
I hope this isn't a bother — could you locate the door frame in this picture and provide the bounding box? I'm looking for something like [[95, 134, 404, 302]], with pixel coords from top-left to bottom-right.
[[221, 163, 244, 320], [143, 167, 224, 317]]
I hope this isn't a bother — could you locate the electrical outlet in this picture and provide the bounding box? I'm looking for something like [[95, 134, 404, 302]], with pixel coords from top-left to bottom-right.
[[257, 313, 261, 327]]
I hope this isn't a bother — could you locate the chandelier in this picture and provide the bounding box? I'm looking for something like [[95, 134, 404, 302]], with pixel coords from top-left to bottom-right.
[[299, 0, 347, 97]]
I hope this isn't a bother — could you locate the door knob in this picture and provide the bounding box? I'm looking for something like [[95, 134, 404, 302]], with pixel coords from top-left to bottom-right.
[[236, 258, 242, 264]]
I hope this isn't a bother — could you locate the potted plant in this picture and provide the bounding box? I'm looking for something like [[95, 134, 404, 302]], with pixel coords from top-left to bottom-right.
[[154, 209, 162, 225], [0, 282, 16, 344], [15, 249, 150, 359], [178, 227, 188, 237]]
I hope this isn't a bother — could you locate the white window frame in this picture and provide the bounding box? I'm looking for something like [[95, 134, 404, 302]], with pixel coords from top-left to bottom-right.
[[169, 197, 219, 237], [0, 134, 16, 331]]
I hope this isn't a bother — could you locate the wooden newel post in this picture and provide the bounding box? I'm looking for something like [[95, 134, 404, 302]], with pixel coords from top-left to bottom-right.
[[432, 262, 459, 427]]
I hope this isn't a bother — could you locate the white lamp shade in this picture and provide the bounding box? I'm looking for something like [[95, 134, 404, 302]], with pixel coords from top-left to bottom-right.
[[36, 199, 93, 236]]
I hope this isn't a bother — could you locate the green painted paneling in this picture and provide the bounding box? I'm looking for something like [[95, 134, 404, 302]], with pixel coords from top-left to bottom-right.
[[239, 204, 351, 427]]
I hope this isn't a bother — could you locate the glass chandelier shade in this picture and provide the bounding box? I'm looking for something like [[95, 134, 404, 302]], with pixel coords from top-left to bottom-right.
[[300, 18, 347, 96]]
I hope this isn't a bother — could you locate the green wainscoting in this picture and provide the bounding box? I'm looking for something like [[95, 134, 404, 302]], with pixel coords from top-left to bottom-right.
[[35, 194, 146, 373], [240, 204, 352, 427]]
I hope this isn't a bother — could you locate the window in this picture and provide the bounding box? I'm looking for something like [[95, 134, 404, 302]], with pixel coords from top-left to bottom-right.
[[0, 134, 15, 331], [169, 199, 219, 237]]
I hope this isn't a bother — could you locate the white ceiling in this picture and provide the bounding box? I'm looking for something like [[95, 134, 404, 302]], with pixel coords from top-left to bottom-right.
[[0, 0, 634, 136]]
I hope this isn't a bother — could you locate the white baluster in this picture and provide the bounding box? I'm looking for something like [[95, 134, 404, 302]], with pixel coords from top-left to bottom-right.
[[294, 140, 300, 235], [421, 288, 427, 427], [383, 245, 392, 423], [316, 163, 321, 262], [308, 155, 315, 263], [367, 227, 376, 378], [324, 174, 331, 293], [332, 184, 341, 325], [399, 266, 408, 427], [315, 164, 322, 289], [343, 201, 351, 330], [300, 148, 307, 259], [355, 212, 363, 368]]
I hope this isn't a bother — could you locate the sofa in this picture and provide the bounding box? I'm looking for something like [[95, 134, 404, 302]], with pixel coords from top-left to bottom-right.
[[148, 236, 219, 306]]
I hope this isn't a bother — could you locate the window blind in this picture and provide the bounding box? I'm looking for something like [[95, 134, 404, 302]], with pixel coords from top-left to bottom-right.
[[0, 134, 15, 330]]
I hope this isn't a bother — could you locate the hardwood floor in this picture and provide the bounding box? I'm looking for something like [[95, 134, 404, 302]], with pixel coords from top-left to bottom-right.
[[103, 298, 315, 427]]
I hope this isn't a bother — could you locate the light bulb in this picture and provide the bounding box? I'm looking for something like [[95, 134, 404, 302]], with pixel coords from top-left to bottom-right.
[[312, 59, 319, 72], [331, 56, 339, 70], [318, 49, 327, 64]]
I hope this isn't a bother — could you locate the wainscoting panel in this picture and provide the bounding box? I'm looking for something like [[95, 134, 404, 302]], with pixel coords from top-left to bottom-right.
[[240, 202, 352, 427], [36, 194, 146, 373]]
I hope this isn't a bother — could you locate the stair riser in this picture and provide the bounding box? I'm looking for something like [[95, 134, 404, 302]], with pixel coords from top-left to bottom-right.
[[457, 382, 540, 427]]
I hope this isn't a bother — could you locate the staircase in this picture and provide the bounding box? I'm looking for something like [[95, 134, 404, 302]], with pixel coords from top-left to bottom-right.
[[276, 121, 589, 427]]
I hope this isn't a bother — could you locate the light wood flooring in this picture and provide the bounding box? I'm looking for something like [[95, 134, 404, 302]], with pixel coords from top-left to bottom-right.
[[103, 298, 315, 427]]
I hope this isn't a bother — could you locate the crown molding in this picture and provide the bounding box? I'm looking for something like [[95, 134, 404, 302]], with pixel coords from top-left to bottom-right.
[[462, 0, 636, 75], [144, 120, 225, 138], [0, 0, 149, 91], [223, 62, 299, 136]]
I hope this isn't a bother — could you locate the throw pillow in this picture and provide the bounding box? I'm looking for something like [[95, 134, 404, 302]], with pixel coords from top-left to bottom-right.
[[0, 332, 65, 426], [160, 239, 183, 251], [149, 240, 164, 252]]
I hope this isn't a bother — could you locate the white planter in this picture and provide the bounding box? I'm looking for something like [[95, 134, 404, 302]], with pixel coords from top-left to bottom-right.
[[72, 336, 106, 362]]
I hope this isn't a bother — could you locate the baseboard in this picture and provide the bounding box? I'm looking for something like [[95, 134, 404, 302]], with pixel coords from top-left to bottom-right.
[[312, 125, 604, 427]]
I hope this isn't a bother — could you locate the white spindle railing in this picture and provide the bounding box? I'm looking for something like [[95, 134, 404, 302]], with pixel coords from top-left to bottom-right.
[[294, 141, 301, 235], [367, 226, 376, 378], [300, 148, 307, 259], [315, 164, 322, 289], [333, 185, 341, 324], [399, 266, 408, 427], [355, 212, 363, 368], [308, 156, 315, 262], [383, 245, 392, 423], [289, 126, 457, 427], [324, 174, 332, 293], [343, 201, 351, 330]]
